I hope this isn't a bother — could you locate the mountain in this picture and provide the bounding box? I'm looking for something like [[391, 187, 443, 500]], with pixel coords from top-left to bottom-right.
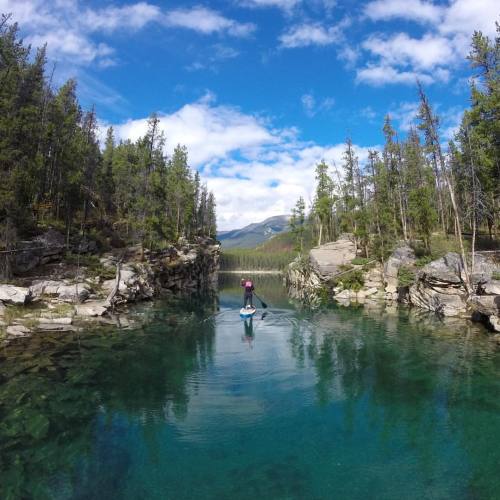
[[218, 215, 290, 249]]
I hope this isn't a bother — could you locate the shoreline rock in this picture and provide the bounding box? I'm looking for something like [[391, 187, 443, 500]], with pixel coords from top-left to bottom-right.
[[286, 241, 500, 334], [0, 238, 220, 339]]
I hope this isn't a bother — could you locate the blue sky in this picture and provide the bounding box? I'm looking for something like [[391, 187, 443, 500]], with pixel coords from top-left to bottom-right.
[[3, 0, 498, 229]]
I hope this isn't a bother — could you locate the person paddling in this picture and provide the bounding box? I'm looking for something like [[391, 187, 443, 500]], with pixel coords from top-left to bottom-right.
[[240, 278, 255, 308]]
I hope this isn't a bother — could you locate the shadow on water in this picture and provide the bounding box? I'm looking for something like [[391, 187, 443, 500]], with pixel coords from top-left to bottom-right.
[[1, 275, 500, 499]]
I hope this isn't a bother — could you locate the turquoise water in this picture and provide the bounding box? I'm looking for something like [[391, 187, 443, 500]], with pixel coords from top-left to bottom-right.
[[1, 275, 500, 500]]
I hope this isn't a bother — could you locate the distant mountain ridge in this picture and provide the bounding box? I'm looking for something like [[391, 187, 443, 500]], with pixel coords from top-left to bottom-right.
[[218, 215, 290, 248]]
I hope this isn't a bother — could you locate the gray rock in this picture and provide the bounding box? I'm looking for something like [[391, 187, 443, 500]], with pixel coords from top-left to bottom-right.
[[0, 285, 32, 305], [410, 280, 468, 317], [481, 280, 500, 295], [30, 280, 90, 302], [6, 324, 31, 337], [470, 295, 500, 317], [384, 245, 415, 292], [335, 289, 352, 300], [15, 229, 65, 273], [490, 317, 500, 333], [310, 236, 356, 278], [38, 317, 73, 325], [75, 301, 108, 317], [37, 322, 76, 331], [57, 284, 91, 302]]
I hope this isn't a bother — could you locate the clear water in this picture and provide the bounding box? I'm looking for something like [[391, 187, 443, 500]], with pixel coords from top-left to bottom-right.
[[1, 275, 500, 500]]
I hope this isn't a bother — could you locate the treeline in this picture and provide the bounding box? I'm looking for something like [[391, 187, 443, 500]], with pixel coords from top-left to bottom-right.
[[290, 26, 499, 292], [220, 249, 295, 271], [0, 15, 216, 258]]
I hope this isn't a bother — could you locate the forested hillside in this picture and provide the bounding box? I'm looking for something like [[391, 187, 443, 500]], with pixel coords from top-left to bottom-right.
[[0, 14, 216, 271], [289, 26, 499, 290]]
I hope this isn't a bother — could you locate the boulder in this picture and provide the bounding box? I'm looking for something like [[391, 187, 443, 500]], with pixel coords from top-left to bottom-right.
[[384, 245, 415, 292], [30, 280, 90, 302], [310, 235, 356, 278], [0, 285, 32, 305], [409, 252, 500, 318], [57, 284, 91, 302], [75, 301, 108, 317], [480, 280, 500, 296], [15, 229, 65, 273], [410, 281, 468, 317], [470, 295, 500, 317], [490, 317, 500, 333]]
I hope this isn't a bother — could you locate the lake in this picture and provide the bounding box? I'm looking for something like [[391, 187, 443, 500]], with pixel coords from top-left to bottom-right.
[[1, 274, 499, 499]]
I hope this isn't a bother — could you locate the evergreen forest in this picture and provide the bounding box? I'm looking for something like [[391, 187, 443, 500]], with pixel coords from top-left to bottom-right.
[[0, 14, 216, 272], [289, 25, 499, 290]]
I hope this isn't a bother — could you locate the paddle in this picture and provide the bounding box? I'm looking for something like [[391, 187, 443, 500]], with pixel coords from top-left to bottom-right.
[[253, 293, 268, 309]]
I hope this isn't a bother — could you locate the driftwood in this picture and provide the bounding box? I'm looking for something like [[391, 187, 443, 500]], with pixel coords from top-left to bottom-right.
[[104, 259, 122, 308]]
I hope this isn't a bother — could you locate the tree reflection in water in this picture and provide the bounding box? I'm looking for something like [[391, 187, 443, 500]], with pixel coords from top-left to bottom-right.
[[0, 294, 218, 499]]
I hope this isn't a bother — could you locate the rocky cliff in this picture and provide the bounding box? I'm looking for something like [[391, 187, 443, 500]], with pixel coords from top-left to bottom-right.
[[0, 233, 220, 339], [286, 237, 500, 335]]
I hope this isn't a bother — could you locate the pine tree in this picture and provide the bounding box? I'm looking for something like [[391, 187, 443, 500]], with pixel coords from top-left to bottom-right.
[[290, 196, 306, 254]]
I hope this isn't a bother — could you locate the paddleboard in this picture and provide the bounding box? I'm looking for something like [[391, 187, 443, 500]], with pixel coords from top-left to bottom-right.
[[240, 307, 256, 318]]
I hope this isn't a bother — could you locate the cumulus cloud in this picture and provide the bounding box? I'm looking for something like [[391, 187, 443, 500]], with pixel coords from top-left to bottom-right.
[[364, 0, 443, 24], [279, 22, 343, 48], [164, 7, 256, 37], [356, 65, 435, 86], [106, 95, 372, 230], [359, 0, 498, 87], [362, 33, 455, 71]]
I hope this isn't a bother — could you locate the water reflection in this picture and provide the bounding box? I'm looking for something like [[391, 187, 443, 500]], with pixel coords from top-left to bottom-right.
[[0, 294, 218, 499], [0, 276, 499, 499]]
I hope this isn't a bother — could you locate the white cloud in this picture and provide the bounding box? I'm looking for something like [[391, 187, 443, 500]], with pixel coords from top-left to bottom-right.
[[301, 93, 335, 117], [164, 7, 256, 37], [1, 0, 254, 68], [279, 22, 343, 48], [301, 94, 316, 117], [362, 33, 455, 71], [112, 95, 278, 167], [356, 65, 434, 86], [81, 2, 161, 32], [364, 0, 443, 24], [440, 0, 498, 38], [107, 95, 373, 230], [26, 29, 114, 65], [241, 0, 301, 10], [359, 0, 498, 87]]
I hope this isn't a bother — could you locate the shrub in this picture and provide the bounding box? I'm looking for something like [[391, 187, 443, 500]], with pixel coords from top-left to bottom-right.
[[398, 266, 416, 287], [415, 255, 433, 267], [492, 271, 500, 281], [334, 269, 364, 291]]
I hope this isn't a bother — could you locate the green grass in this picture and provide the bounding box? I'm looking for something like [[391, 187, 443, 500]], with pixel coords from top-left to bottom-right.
[[351, 257, 370, 266]]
